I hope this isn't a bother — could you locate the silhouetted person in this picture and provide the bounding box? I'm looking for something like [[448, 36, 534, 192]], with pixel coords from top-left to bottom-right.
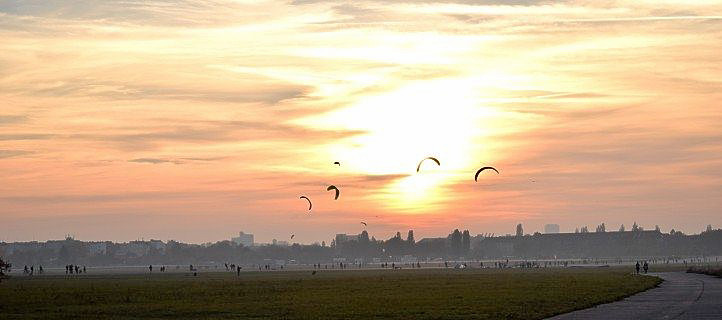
[[149, 265, 153, 273], [39, 265, 43, 274], [30, 266, 34, 276], [237, 266, 241, 276], [635, 261, 640, 274], [643, 261, 649, 274], [83, 266, 86, 273]]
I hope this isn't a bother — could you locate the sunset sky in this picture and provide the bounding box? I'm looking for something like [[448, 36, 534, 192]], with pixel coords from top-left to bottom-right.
[[1, 0, 721, 244]]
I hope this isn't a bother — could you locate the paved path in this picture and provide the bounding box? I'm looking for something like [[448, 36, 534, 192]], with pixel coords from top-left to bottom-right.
[[549, 272, 722, 319]]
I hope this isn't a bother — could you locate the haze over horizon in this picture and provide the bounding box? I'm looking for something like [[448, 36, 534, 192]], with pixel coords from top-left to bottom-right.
[[1, 0, 721, 244]]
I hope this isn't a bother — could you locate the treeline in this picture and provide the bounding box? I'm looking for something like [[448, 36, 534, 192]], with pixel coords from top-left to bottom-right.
[[2, 228, 721, 267]]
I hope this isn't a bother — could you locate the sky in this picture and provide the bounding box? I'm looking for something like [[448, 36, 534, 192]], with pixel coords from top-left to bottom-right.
[[1, 0, 721, 244]]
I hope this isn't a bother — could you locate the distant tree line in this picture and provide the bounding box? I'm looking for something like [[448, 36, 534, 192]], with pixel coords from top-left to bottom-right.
[[2, 225, 721, 267]]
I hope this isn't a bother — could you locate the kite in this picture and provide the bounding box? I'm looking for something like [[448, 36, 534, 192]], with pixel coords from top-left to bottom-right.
[[416, 157, 440, 172], [327, 185, 340, 200], [300, 196, 312, 210], [474, 166, 499, 181]]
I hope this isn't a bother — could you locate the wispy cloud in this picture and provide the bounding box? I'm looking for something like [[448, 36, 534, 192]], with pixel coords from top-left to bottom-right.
[[0, 149, 32, 159], [128, 158, 181, 164], [0, 0, 720, 242]]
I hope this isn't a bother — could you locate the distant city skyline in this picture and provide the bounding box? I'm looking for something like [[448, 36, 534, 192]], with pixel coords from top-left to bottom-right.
[[1, 222, 716, 245]]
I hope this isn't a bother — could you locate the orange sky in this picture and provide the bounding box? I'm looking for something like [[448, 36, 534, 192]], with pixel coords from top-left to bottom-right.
[[1, 0, 721, 243]]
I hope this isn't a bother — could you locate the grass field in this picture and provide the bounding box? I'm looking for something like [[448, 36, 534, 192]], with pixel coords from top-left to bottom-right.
[[0, 268, 660, 319]]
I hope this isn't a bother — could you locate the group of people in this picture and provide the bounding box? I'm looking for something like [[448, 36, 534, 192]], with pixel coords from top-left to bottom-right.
[[65, 265, 86, 274], [23, 265, 43, 275], [224, 263, 242, 276], [259, 264, 283, 271], [148, 265, 169, 273], [635, 261, 650, 274]]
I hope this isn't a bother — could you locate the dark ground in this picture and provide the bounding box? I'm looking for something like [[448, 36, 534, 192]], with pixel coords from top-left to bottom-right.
[[0, 267, 660, 319]]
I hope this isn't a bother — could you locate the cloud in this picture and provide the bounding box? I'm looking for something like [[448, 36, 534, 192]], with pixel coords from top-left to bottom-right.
[[11, 80, 311, 105], [292, 0, 562, 5], [128, 158, 181, 164], [70, 121, 364, 151], [0, 115, 27, 125], [0, 133, 54, 141], [359, 174, 410, 182], [0, 149, 32, 159], [0, 0, 263, 27]]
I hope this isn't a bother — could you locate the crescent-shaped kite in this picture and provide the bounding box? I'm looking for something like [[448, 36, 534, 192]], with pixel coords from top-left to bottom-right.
[[333, 161, 341, 166], [326, 185, 340, 200], [474, 166, 499, 181], [299, 196, 312, 210], [361, 222, 367, 226], [291, 234, 295, 239], [416, 157, 440, 172]]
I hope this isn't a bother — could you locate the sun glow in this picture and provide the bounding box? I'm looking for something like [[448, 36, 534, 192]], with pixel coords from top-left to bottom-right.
[[296, 77, 505, 212]]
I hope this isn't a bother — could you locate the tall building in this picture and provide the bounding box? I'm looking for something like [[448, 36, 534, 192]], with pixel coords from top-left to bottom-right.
[[544, 224, 560, 234], [232, 231, 254, 247]]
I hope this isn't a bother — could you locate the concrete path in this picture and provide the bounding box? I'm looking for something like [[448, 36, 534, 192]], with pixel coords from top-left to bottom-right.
[[549, 272, 722, 320]]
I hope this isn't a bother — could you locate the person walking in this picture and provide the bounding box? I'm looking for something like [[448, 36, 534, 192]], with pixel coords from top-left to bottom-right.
[[643, 261, 649, 274], [635, 261, 640, 274]]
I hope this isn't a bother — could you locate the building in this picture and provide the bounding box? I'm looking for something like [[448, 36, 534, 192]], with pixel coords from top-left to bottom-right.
[[544, 224, 560, 234], [149, 239, 166, 252], [232, 231, 254, 247], [335, 233, 359, 244], [87, 242, 108, 255], [127, 241, 150, 257]]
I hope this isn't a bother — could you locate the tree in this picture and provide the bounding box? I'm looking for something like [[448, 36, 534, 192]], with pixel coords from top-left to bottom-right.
[[575, 228, 579, 233], [670, 229, 675, 235], [449, 229, 462, 257], [580, 226, 589, 233], [655, 225, 661, 232], [359, 230, 370, 243], [461, 230, 471, 254], [707, 224, 713, 233], [596, 223, 606, 233], [619, 224, 625, 232], [395, 232, 402, 239], [407, 230, 415, 245], [516, 224, 524, 237]]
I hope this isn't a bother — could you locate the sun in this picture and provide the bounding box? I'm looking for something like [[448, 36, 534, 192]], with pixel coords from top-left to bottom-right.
[[295, 77, 505, 212]]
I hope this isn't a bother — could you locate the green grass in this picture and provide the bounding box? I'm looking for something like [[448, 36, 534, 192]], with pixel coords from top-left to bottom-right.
[[0, 268, 660, 319]]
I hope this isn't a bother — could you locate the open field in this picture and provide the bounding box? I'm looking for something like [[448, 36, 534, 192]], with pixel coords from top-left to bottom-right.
[[0, 268, 660, 319]]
